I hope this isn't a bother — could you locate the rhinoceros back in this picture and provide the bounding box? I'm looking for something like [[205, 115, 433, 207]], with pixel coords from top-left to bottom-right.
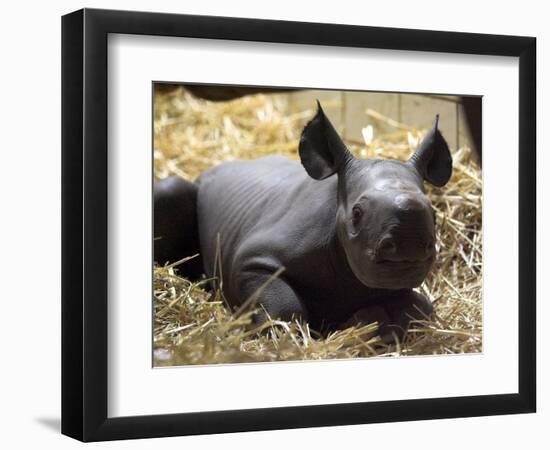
[[196, 156, 307, 281]]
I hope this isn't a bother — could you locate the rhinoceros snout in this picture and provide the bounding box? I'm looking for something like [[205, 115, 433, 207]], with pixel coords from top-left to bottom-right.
[[375, 233, 435, 264]]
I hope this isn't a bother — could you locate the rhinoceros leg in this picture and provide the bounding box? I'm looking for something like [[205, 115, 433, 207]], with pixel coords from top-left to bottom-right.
[[340, 305, 393, 340], [236, 271, 308, 325], [385, 290, 433, 332], [342, 291, 433, 343], [153, 176, 203, 279]]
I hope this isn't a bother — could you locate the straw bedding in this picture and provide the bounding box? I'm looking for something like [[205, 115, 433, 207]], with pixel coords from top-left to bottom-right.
[[153, 87, 482, 366]]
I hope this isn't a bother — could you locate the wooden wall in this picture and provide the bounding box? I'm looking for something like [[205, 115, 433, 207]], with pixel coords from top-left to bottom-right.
[[287, 89, 475, 150]]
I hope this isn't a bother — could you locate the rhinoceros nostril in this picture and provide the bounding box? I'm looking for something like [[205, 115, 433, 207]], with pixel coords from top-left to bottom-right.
[[376, 237, 397, 260]]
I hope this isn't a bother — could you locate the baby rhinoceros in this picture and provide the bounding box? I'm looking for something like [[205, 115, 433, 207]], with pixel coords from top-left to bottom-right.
[[155, 102, 452, 342]]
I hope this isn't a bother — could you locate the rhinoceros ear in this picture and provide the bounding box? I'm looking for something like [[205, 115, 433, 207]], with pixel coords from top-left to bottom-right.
[[409, 115, 453, 187], [299, 101, 352, 180]]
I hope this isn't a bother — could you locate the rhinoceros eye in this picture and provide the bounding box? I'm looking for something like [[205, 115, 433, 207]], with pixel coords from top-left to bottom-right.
[[352, 205, 363, 225]]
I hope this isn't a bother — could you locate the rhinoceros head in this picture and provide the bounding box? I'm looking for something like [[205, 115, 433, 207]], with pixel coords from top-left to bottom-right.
[[298, 101, 452, 289]]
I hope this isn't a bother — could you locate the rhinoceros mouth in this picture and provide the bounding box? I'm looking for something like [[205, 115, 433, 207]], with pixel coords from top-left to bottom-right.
[[376, 257, 434, 269], [358, 257, 434, 289]]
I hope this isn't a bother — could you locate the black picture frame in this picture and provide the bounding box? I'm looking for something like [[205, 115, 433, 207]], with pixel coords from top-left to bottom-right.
[[61, 8, 536, 442]]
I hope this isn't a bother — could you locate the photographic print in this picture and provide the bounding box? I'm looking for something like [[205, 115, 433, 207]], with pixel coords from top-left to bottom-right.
[[152, 84, 482, 367]]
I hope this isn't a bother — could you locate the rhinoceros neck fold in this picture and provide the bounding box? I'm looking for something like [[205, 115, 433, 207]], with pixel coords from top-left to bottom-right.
[[324, 208, 359, 286]]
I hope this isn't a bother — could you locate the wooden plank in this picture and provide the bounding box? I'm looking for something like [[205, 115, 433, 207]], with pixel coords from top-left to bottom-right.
[[343, 91, 400, 142], [458, 103, 474, 150], [400, 94, 459, 149], [287, 89, 343, 131]]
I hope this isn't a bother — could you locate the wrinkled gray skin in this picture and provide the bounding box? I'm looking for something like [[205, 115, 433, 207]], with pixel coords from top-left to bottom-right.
[[155, 102, 452, 341]]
